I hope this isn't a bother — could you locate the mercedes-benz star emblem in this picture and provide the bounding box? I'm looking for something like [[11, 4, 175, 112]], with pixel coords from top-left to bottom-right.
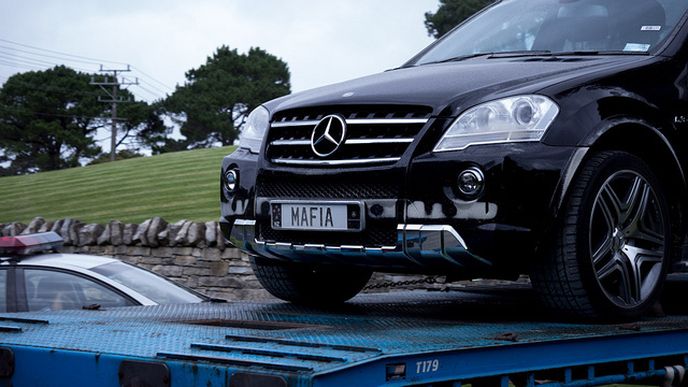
[[311, 115, 347, 157]]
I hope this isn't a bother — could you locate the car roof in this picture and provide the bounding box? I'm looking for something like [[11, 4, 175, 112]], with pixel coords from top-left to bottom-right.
[[9, 253, 120, 270]]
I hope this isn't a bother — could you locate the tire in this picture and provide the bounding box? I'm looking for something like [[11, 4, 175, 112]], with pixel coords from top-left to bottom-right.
[[531, 151, 671, 320], [250, 256, 372, 305]]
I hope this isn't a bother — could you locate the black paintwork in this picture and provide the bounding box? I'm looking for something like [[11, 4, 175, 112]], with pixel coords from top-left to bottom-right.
[[221, 5, 688, 276]]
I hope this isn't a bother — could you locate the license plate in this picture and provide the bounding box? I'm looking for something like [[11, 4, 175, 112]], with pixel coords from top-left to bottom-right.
[[270, 201, 364, 232]]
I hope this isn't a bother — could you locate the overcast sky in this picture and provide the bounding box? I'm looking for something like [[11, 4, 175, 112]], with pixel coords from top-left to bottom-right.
[[0, 0, 439, 102]]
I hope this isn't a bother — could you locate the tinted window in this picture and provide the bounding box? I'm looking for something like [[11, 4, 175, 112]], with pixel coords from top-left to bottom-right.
[[24, 269, 135, 312], [413, 0, 688, 65], [91, 261, 204, 305]]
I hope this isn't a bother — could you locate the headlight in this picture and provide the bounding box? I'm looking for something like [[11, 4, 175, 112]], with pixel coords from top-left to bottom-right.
[[434, 95, 559, 152], [239, 106, 270, 153]]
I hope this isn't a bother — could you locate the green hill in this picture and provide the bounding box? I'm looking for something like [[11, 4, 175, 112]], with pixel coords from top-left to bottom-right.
[[0, 146, 236, 225]]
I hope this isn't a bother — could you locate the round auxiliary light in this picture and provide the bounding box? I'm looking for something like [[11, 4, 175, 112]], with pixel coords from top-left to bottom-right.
[[457, 167, 485, 198], [225, 170, 238, 193]]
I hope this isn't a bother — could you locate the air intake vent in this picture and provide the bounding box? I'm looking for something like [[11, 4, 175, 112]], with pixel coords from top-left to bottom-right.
[[267, 105, 432, 166]]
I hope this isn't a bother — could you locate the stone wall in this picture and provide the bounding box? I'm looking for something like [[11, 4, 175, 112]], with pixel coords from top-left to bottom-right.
[[1, 217, 447, 300], [1, 217, 227, 249], [1, 217, 275, 300]]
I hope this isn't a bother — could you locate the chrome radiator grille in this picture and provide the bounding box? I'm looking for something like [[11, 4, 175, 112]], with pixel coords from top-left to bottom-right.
[[266, 105, 432, 166]]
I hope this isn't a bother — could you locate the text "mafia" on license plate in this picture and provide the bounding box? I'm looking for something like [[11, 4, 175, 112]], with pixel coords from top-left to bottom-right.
[[270, 202, 363, 231]]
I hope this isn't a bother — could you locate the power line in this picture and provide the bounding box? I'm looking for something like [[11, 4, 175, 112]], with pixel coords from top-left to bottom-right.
[[131, 66, 174, 91], [0, 38, 172, 97], [138, 77, 169, 95], [119, 77, 161, 102], [0, 56, 94, 75], [0, 52, 54, 67], [0, 37, 128, 66], [0, 59, 44, 71], [0, 45, 102, 66], [0, 52, 94, 73], [135, 83, 165, 100]]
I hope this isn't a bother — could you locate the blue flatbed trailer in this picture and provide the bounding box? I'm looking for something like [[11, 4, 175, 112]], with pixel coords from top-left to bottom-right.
[[0, 286, 687, 387]]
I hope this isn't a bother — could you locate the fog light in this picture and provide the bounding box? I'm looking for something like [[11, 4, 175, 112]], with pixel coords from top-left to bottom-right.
[[457, 167, 484, 198], [225, 170, 238, 193]]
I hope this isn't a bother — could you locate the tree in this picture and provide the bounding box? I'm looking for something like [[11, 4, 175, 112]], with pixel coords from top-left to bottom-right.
[[164, 46, 291, 149], [115, 100, 168, 152], [0, 66, 168, 174], [0, 66, 106, 173], [425, 0, 494, 39]]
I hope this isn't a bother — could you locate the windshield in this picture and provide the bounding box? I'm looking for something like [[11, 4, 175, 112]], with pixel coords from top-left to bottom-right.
[[413, 0, 688, 65], [91, 261, 206, 304]]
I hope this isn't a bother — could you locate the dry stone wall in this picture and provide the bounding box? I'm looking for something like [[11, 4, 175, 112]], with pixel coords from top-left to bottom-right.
[[1, 217, 435, 300], [0, 217, 271, 300]]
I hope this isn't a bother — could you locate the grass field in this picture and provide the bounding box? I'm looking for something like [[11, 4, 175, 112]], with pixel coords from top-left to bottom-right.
[[0, 146, 236, 225]]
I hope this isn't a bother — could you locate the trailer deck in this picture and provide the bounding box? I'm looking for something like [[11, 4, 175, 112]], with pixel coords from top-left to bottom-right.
[[0, 284, 687, 386]]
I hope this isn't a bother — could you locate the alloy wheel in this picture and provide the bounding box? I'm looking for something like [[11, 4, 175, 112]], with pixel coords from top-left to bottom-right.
[[589, 170, 666, 308]]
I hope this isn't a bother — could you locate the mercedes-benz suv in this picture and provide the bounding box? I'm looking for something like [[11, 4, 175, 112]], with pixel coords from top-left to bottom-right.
[[221, 0, 688, 319]]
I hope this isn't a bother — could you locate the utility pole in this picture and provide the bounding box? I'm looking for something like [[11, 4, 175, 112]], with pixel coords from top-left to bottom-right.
[[90, 65, 138, 161]]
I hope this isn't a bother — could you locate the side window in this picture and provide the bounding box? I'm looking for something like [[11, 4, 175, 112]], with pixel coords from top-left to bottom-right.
[[0, 270, 6, 313], [24, 269, 135, 312]]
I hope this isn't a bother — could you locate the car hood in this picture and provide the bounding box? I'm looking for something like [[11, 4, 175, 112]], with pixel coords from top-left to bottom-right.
[[265, 55, 653, 116]]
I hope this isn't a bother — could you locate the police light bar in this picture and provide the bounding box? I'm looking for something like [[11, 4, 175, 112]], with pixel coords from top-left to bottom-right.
[[0, 232, 63, 256]]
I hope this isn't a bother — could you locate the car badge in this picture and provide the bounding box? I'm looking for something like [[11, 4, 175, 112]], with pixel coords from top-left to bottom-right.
[[311, 115, 347, 157]]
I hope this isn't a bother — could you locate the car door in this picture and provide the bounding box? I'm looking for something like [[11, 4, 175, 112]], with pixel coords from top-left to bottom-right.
[[16, 267, 137, 312]]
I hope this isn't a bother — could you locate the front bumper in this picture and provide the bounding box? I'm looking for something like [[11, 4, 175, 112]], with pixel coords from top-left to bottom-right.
[[221, 143, 585, 274], [228, 219, 491, 273]]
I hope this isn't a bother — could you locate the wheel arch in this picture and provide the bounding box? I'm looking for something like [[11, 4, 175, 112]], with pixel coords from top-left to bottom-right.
[[556, 119, 688, 270]]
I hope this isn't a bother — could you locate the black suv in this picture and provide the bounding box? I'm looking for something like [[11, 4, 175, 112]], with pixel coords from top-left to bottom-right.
[[221, 0, 688, 319]]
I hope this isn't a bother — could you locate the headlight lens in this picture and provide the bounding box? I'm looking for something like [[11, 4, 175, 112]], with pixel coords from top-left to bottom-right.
[[434, 95, 559, 152], [239, 106, 270, 153]]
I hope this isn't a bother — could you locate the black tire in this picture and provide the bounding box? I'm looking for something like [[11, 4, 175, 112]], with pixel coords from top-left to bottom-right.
[[250, 256, 372, 304], [531, 151, 671, 320]]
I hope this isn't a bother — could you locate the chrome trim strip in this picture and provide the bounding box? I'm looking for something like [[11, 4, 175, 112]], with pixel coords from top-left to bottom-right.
[[228, 219, 491, 269], [271, 158, 401, 166], [270, 138, 414, 146], [346, 118, 429, 125], [271, 120, 320, 128], [271, 118, 429, 128], [234, 219, 256, 226], [345, 138, 414, 145], [270, 140, 311, 146]]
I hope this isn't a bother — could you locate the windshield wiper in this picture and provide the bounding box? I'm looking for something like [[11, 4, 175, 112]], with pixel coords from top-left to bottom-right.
[[552, 50, 651, 56], [487, 50, 553, 58], [420, 50, 553, 66], [410, 49, 649, 68]]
